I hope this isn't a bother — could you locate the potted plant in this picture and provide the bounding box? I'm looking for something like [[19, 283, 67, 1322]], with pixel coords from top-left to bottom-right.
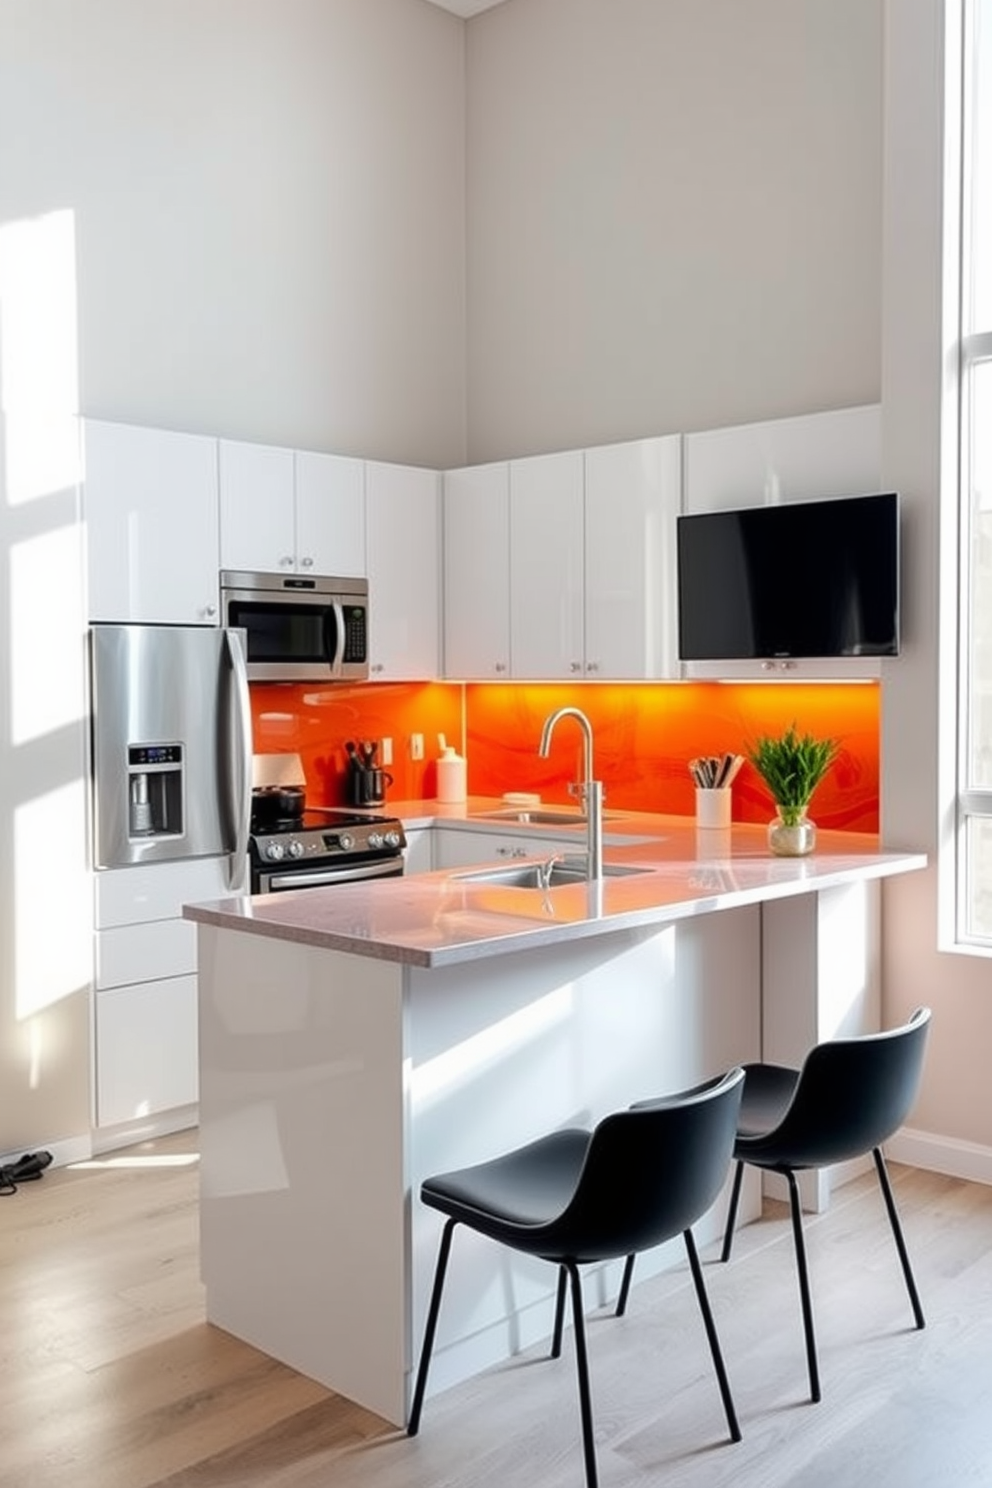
[[747, 724, 837, 856]]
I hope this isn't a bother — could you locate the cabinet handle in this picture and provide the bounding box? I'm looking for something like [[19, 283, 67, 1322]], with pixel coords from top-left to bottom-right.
[[203, 604, 218, 619], [279, 555, 294, 567], [494, 662, 507, 673], [372, 662, 385, 674], [585, 661, 599, 673], [300, 555, 314, 568], [570, 661, 582, 673]]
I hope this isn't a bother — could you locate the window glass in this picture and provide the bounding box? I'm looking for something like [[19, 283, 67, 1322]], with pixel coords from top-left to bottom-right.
[[966, 361, 992, 790]]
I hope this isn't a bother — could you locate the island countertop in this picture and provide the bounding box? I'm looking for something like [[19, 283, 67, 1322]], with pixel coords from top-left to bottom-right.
[[184, 807, 927, 968]]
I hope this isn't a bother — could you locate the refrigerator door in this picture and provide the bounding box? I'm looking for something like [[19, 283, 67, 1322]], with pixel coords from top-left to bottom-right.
[[90, 625, 252, 885]]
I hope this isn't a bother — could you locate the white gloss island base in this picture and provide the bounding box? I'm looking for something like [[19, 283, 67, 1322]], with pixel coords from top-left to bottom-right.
[[187, 816, 926, 1428]]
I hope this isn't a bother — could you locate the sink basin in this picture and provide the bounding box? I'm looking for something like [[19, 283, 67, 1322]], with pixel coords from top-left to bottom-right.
[[454, 859, 650, 889], [473, 808, 623, 826]]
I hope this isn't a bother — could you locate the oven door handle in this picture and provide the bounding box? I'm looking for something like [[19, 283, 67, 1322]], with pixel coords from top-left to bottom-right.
[[264, 859, 404, 891]]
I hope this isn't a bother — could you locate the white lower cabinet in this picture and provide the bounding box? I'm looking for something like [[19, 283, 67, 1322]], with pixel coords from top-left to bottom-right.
[[92, 856, 233, 1129], [96, 976, 198, 1128], [432, 828, 571, 870], [402, 829, 434, 875]]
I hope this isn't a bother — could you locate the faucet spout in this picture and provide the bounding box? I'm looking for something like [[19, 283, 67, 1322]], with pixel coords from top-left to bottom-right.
[[537, 707, 603, 881]]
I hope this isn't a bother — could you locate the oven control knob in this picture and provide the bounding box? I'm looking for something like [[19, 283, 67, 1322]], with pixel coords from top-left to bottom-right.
[[287, 839, 304, 858], [385, 831, 402, 849], [265, 841, 286, 861], [367, 832, 384, 849], [339, 832, 355, 851]]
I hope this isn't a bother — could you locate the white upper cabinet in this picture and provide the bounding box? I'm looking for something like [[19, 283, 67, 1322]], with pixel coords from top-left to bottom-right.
[[508, 441, 682, 681], [365, 460, 440, 680], [510, 450, 585, 679], [584, 436, 682, 679], [443, 462, 511, 679], [218, 439, 295, 573], [682, 404, 882, 678], [219, 439, 365, 577], [683, 404, 881, 512], [82, 419, 220, 625], [295, 450, 366, 577]]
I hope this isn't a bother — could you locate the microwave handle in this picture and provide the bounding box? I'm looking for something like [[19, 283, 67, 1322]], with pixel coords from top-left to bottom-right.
[[328, 601, 346, 675]]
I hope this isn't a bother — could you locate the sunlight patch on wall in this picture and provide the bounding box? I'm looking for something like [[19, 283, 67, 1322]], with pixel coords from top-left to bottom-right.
[[9, 524, 86, 745], [15, 779, 90, 1020], [409, 986, 573, 1108]]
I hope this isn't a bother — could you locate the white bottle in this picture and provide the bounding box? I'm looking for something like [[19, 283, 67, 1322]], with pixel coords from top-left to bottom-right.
[[436, 745, 467, 804]]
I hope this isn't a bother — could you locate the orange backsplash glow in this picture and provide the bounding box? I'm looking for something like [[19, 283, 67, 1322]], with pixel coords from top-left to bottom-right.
[[250, 679, 880, 831], [466, 682, 880, 831]]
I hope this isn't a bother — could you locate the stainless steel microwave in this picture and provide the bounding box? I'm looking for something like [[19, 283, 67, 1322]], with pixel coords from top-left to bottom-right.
[[220, 571, 370, 683]]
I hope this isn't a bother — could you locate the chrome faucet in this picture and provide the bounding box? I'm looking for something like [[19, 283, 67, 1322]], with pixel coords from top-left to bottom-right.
[[538, 706, 604, 881]]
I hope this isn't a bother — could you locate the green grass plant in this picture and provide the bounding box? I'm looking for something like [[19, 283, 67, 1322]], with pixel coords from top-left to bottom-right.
[[747, 724, 837, 827]]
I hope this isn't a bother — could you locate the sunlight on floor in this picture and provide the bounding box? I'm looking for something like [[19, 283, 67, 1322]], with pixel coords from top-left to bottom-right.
[[70, 1152, 200, 1170]]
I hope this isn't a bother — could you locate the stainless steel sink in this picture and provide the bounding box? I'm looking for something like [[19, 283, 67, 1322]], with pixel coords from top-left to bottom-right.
[[453, 859, 650, 889], [472, 808, 623, 826]]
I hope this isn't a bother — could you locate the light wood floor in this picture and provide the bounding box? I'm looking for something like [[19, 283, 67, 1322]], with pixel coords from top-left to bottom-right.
[[3, 1129, 992, 1488]]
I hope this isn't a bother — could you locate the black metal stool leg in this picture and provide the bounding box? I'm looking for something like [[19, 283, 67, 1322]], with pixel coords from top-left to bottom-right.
[[551, 1264, 568, 1357], [407, 1217, 457, 1436], [785, 1170, 821, 1403], [720, 1159, 745, 1263], [565, 1260, 599, 1488], [614, 1253, 635, 1317], [683, 1227, 742, 1442], [872, 1147, 925, 1329]]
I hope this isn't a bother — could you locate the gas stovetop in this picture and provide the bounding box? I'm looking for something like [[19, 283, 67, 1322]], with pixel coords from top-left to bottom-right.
[[248, 808, 406, 866]]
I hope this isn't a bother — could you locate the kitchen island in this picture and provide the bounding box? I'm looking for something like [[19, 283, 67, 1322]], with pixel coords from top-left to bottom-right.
[[185, 812, 926, 1427]]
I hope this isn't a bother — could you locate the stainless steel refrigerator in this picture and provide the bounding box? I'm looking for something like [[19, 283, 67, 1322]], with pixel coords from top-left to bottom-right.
[[89, 624, 252, 890]]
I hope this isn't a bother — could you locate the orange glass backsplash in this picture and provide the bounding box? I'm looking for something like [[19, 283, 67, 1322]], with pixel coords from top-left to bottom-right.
[[250, 679, 880, 832], [466, 682, 880, 831]]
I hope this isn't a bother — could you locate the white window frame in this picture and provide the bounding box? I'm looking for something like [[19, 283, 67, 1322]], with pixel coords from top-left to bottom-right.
[[955, 0, 992, 948]]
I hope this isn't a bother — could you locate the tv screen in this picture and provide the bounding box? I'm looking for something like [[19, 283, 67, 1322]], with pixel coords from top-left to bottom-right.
[[677, 491, 900, 661]]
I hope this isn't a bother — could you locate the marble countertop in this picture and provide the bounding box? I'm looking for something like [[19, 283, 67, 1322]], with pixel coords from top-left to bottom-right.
[[183, 799, 928, 968]]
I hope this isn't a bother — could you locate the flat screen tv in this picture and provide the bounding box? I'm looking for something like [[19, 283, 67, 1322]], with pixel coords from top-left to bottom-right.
[[676, 491, 900, 661]]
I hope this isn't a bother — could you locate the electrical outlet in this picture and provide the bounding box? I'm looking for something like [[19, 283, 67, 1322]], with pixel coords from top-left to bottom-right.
[[380, 736, 392, 766], [410, 732, 424, 761]]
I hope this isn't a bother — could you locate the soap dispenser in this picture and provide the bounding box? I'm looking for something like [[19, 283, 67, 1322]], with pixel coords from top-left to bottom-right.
[[435, 736, 467, 804]]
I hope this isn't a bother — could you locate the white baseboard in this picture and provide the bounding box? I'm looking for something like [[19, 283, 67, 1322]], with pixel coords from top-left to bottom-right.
[[2, 1105, 199, 1174], [0, 1134, 92, 1172], [91, 1104, 198, 1156], [886, 1126, 992, 1186]]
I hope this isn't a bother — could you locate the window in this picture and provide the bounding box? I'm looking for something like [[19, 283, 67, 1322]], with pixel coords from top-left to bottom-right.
[[958, 0, 992, 942]]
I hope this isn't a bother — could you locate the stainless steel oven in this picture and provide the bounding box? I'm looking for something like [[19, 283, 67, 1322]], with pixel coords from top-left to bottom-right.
[[249, 808, 406, 894], [221, 571, 369, 683]]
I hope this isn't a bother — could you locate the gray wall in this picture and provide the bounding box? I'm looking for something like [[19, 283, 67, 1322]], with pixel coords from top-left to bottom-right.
[[465, 0, 882, 461], [0, 0, 467, 467]]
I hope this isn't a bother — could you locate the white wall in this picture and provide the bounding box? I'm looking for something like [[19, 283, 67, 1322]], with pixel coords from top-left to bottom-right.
[[0, 0, 467, 467], [464, 0, 883, 461]]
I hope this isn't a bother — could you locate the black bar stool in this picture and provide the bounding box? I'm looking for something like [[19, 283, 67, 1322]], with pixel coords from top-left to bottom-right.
[[720, 1006, 931, 1402], [408, 1067, 745, 1488]]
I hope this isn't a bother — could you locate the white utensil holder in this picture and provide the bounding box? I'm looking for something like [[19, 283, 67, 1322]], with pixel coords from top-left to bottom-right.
[[695, 787, 732, 830]]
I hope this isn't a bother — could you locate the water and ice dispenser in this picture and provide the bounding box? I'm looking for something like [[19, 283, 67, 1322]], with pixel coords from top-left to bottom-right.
[[127, 743, 184, 839]]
